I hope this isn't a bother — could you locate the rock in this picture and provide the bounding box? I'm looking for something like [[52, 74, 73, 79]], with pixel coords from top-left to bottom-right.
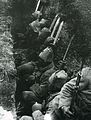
[[0, 106, 14, 120], [32, 110, 44, 120]]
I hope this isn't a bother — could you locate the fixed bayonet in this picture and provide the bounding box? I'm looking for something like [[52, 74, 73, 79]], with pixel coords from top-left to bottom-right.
[[53, 21, 64, 45], [51, 17, 61, 38], [63, 35, 75, 61], [35, 0, 41, 12], [49, 14, 59, 31]]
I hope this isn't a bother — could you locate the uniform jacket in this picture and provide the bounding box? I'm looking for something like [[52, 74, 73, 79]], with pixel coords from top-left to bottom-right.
[[15, 61, 54, 105], [58, 67, 91, 113], [30, 66, 56, 100]]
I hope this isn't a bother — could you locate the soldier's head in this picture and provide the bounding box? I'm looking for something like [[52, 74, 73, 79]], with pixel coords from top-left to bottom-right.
[[32, 11, 42, 20], [39, 19, 49, 29], [44, 37, 54, 46], [38, 27, 51, 43]]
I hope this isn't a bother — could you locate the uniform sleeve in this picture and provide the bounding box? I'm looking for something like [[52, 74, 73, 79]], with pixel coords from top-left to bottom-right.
[[58, 75, 89, 108], [30, 68, 55, 100], [58, 77, 77, 108]]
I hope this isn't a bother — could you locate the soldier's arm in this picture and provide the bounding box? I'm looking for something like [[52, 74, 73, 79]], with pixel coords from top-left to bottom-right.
[[58, 77, 77, 108]]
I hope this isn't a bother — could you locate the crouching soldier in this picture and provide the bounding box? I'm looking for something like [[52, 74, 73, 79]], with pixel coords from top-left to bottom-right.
[[49, 67, 91, 120], [17, 62, 68, 119], [16, 45, 54, 119]]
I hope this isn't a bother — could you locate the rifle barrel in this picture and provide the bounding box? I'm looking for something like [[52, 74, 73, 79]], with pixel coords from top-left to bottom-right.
[[63, 35, 75, 61]]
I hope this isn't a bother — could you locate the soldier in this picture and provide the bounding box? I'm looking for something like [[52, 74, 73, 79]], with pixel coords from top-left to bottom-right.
[[26, 12, 50, 60], [49, 67, 91, 120], [18, 66, 68, 119], [16, 44, 69, 119], [15, 45, 54, 119], [26, 11, 42, 49]]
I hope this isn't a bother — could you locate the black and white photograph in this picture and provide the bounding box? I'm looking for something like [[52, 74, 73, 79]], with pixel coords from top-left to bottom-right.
[[0, 0, 91, 120]]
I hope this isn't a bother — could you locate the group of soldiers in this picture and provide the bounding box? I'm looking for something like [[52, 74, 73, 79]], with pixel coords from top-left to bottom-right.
[[15, 0, 91, 120]]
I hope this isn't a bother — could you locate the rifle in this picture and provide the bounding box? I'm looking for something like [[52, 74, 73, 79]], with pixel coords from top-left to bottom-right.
[[52, 21, 64, 45], [49, 14, 59, 32], [70, 60, 85, 120], [41, 15, 61, 41], [51, 17, 61, 38], [37, 14, 60, 42], [33, 0, 43, 21], [62, 35, 75, 61], [39, 20, 64, 63], [47, 20, 64, 48], [35, 0, 49, 13], [57, 35, 75, 71]]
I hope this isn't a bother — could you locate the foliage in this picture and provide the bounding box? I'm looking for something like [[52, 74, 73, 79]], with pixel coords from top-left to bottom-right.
[[0, 0, 16, 110], [0, 0, 90, 114], [9, 0, 91, 67]]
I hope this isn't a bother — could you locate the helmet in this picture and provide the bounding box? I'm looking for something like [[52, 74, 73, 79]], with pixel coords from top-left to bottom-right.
[[39, 19, 48, 28], [44, 37, 54, 46], [30, 20, 41, 33], [38, 27, 51, 42], [32, 11, 42, 19], [39, 47, 54, 63], [17, 62, 35, 75], [32, 102, 42, 112], [40, 27, 50, 34]]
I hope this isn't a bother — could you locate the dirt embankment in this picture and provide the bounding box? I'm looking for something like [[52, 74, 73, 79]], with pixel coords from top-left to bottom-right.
[[0, 0, 16, 112]]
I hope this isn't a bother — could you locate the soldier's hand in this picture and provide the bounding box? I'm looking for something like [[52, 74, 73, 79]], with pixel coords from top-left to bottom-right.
[[61, 106, 73, 118]]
